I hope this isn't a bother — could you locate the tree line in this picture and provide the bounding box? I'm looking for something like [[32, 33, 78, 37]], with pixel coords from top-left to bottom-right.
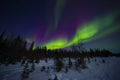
[[0, 32, 120, 65]]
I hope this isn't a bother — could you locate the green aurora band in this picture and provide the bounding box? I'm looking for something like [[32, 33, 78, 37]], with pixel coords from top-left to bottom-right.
[[45, 0, 66, 38], [54, 0, 66, 29], [44, 14, 120, 49], [43, 38, 68, 49], [42, 13, 120, 50], [69, 13, 119, 45]]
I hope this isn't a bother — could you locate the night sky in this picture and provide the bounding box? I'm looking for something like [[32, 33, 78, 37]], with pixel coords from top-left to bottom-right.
[[0, 0, 120, 52]]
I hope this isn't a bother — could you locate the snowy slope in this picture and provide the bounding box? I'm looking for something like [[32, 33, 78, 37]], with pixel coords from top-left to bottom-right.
[[0, 57, 120, 80]]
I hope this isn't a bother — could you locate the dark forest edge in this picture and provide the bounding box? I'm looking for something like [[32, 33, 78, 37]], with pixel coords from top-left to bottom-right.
[[0, 32, 120, 65]]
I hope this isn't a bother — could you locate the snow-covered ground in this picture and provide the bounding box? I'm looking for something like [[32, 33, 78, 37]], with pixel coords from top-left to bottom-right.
[[0, 57, 120, 80]]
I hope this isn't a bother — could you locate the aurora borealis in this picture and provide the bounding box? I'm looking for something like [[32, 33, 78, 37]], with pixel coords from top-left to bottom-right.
[[43, 13, 120, 50], [0, 0, 120, 52]]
